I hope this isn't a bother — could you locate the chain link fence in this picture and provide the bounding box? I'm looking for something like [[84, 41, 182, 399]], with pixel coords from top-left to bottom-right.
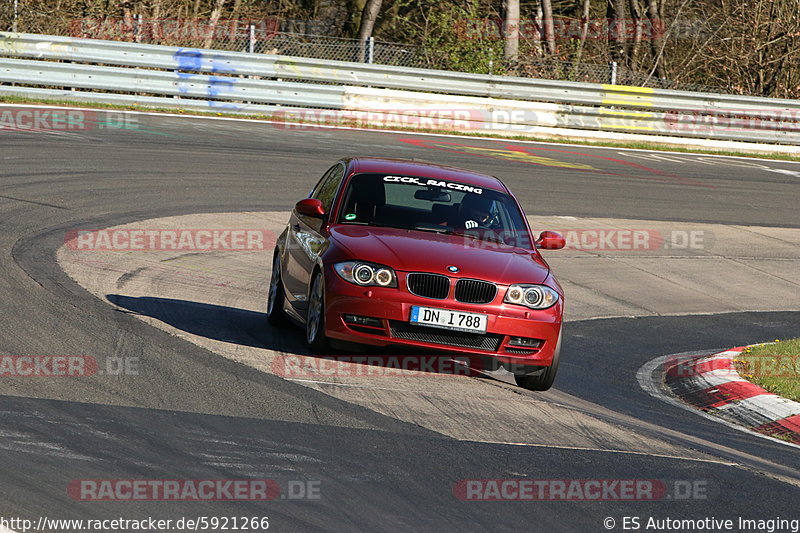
[[0, 10, 732, 95], [60, 16, 426, 67], [254, 32, 424, 67]]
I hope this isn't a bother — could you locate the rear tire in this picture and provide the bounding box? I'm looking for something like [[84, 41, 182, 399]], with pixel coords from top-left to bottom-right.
[[305, 271, 330, 353], [514, 333, 561, 391], [267, 251, 287, 326]]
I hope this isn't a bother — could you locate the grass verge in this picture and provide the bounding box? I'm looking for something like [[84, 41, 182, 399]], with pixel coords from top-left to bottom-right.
[[734, 338, 800, 402], [2, 93, 800, 162]]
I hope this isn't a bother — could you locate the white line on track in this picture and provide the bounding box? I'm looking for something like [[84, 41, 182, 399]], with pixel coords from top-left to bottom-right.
[[468, 440, 740, 465], [285, 378, 410, 391]]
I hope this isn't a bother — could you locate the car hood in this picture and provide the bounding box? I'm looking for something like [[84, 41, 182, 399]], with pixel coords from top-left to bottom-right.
[[329, 225, 549, 284]]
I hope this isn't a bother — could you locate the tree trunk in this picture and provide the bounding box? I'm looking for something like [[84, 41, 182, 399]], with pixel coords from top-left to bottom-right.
[[574, 0, 591, 66], [344, 0, 367, 38], [357, 0, 382, 62], [541, 0, 556, 55], [645, 0, 666, 78], [503, 0, 520, 63], [121, 0, 135, 42], [628, 0, 643, 69], [531, 2, 543, 57], [203, 0, 226, 49], [149, 0, 162, 44], [608, 0, 627, 66]]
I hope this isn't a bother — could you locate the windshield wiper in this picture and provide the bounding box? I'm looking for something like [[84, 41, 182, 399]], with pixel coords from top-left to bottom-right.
[[412, 224, 453, 234], [451, 230, 508, 244]]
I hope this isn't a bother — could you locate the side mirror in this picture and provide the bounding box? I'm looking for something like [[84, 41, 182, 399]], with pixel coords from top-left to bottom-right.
[[295, 198, 326, 218], [535, 231, 566, 250]]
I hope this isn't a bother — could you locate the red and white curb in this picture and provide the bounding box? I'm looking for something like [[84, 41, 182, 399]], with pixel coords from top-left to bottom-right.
[[637, 348, 800, 448]]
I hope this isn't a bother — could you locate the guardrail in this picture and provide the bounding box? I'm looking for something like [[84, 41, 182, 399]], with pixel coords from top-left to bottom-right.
[[1, 31, 799, 145]]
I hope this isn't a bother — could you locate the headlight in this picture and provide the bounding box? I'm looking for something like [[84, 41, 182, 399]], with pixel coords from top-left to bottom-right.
[[504, 284, 559, 309], [335, 261, 397, 288]]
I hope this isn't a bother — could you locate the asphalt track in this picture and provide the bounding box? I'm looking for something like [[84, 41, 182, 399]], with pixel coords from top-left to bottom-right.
[[1, 109, 799, 532]]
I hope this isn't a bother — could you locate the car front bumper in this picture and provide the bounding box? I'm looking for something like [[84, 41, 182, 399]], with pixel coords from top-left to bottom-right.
[[323, 266, 563, 367]]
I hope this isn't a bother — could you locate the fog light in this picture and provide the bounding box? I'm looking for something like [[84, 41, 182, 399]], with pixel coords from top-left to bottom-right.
[[344, 314, 382, 327], [508, 337, 542, 348]]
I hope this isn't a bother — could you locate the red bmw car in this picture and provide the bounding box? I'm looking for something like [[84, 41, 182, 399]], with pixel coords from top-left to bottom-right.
[[267, 158, 566, 390]]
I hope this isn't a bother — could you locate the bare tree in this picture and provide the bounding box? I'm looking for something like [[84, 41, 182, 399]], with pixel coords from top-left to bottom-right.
[[628, 0, 643, 68], [530, 1, 544, 57], [645, 0, 665, 78], [541, 0, 556, 55], [203, 0, 225, 48], [573, 0, 591, 65], [503, 0, 520, 63], [689, 0, 800, 97], [343, 0, 367, 37], [607, 0, 627, 65], [357, 0, 382, 62]]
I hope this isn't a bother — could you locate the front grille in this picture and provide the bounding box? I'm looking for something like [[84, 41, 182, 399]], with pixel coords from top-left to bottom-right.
[[455, 279, 497, 304], [389, 321, 502, 352], [407, 273, 450, 299]]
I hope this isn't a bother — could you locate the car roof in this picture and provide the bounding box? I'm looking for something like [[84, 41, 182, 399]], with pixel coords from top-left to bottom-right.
[[346, 157, 509, 193]]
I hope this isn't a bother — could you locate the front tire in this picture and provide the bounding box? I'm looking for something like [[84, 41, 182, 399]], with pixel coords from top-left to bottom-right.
[[305, 271, 329, 353], [267, 251, 287, 326], [514, 333, 561, 391]]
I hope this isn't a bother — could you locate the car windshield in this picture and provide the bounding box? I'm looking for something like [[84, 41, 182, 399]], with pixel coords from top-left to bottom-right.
[[336, 173, 533, 248]]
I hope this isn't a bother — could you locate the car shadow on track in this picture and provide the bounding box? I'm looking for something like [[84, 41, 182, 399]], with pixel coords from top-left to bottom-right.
[[107, 294, 308, 354], [106, 294, 494, 380]]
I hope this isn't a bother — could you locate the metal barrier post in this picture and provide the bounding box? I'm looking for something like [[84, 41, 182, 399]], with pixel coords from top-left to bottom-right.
[[134, 14, 142, 43], [368, 36, 374, 64]]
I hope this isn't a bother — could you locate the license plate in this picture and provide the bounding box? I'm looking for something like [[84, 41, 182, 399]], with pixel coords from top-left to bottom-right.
[[409, 306, 487, 334]]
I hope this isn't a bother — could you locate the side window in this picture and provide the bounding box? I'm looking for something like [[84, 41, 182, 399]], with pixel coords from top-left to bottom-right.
[[310, 165, 337, 198], [312, 163, 345, 213]]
